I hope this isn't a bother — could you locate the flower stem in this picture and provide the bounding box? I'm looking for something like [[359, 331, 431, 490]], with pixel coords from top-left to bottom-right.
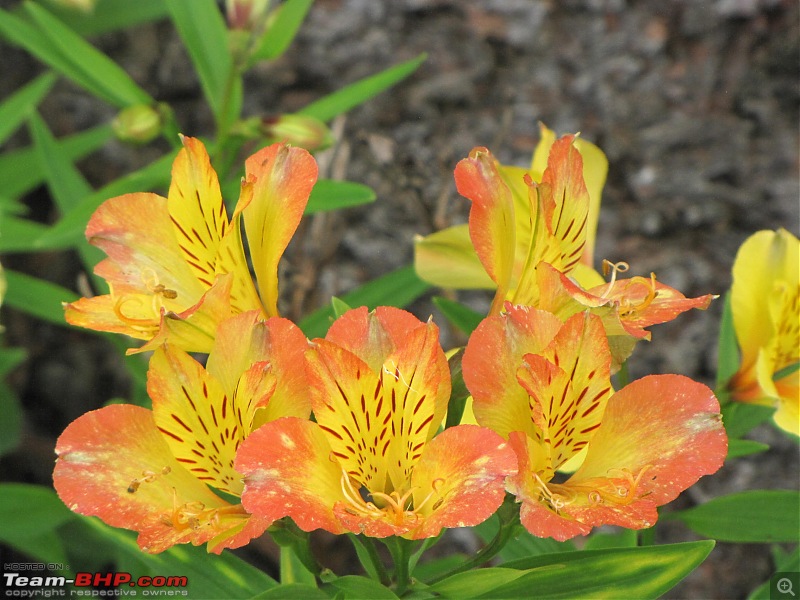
[[428, 496, 521, 585], [347, 534, 391, 587], [383, 536, 413, 595]]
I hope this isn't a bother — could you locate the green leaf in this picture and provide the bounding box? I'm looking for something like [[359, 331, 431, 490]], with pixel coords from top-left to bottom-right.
[[280, 545, 317, 585], [28, 111, 92, 212], [748, 547, 799, 600], [0, 124, 113, 199], [716, 292, 740, 393], [726, 438, 769, 459], [3, 269, 78, 325], [473, 515, 574, 563], [583, 528, 638, 550], [1, 3, 152, 107], [0, 349, 26, 456], [669, 490, 800, 543], [306, 179, 376, 214], [330, 296, 352, 319], [37, 0, 169, 36], [0, 72, 56, 145], [254, 0, 315, 62], [722, 402, 775, 439], [299, 53, 426, 122], [444, 351, 469, 429], [433, 296, 483, 335], [329, 575, 400, 600], [412, 554, 468, 583], [495, 541, 714, 600], [167, 0, 236, 127], [428, 568, 526, 599], [0, 215, 49, 253], [0, 484, 75, 566], [35, 150, 176, 250], [774, 361, 800, 381], [299, 266, 430, 339], [80, 516, 278, 599], [252, 584, 329, 599]]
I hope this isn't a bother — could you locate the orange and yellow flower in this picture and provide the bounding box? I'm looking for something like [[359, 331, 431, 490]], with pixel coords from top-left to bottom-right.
[[64, 136, 317, 353], [728, 228, 799, 435], [235, 306, 517, 539], [53, 311, 310, 553], [462, 304, 727, 540]]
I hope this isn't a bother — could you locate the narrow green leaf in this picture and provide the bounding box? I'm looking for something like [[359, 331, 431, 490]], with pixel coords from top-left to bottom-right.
[[583, 528, 638, 550], [167, 0, 235, 123], [28, 111, 92, 212], [495, 542, 714, 600], [428, 568, 525, 599], [299, 266, 430, 339], [726, 438, 769, 459], [473, 515, 574, 563], [748, 548, 799, 600], [0, 72, 56, 145], [3, 269, 78, 326], [669, 490, 800, 543], [306, 179, 376, 214], [0, 377, 24, 457], [38, 0, 169, 36], [0, 484, 76, 542], [716, 292, 740, 392], [10, 2, 151, 107], [0, 124, 113, 199], [254, 0, 315, 62], [0, 347, 26, 377], [722, 402, 775, 439], [80, 516, 278, 599], [0, 215, 49, 253], [774, 361, 800, 381], [433, 296, 483, 335], [445, 351, 469, 429], [280, 545, 317, 585], [329, 575, 400, 600], [252, 584, 329, 599], [412, 554, 468, 583], [299, 53, 426, 122]]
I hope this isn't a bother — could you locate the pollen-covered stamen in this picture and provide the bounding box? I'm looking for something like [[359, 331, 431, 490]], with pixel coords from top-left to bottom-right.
[[113, 296, 161, 333], [164, 488, 247, 532], [533, 472, 576, 514], [600, 260, 630, 298], [617, 274, 658, 317], [127, 466, 172, 494], [538, 464, 655, 513]]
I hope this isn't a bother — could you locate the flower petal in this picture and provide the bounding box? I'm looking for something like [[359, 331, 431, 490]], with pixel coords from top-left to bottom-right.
[[53, 404, 263, 553], [148, 344, 258, 496], [244, 143, 318, 317], [167, 136, 228, 289], [565, 375, 726, 529], [236, 417, 345, 534], [408, 425, 517, 539], [413, 224, 496, 290], [455, 147, 516, 312], [463, 304, 562, 438]]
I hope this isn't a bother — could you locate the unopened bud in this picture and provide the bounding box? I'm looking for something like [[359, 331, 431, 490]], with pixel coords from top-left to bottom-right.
[[49, 0, 97, 12], [261, 114, 333, 152], [226, 0, 270, 30], [112, 104, 163, 144]]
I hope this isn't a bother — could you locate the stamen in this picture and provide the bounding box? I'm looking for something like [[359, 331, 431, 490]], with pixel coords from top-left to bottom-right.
[[600, 260, 629, 299]]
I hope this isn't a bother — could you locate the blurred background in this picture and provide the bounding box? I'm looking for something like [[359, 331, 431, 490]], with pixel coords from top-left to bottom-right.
[[1, 1, 798, 598]]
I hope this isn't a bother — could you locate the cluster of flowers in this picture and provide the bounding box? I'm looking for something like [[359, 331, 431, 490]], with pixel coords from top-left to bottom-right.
[[54, 130, 731, 555]]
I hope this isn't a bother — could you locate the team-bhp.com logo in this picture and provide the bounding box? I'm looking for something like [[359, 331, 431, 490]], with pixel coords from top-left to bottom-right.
[[4, 571, 188, 597]]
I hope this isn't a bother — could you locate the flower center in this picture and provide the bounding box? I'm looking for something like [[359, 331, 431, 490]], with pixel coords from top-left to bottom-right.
[[534, 465, 654, 513], [338, 470, 443, 526], [163, 489, 247, 532], [112, 270, 179, 333]]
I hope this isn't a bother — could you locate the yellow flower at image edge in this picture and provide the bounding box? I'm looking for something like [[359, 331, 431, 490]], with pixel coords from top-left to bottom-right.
[[53, 311, 310, 553], [63, 136, 318, 354], [728, 228, 799, 435], [235, 306, 517, 539]]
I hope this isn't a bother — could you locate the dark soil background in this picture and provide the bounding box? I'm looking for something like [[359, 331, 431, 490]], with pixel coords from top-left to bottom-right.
[[1, 1, 798, 598]]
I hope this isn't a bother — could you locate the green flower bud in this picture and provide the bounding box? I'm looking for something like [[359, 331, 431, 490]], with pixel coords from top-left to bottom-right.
[[261, 114, 334, 152], [112, 104, 163, 145]]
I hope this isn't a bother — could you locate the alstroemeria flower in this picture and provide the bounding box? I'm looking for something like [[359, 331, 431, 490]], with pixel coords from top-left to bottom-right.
[[728, 228, 799, 435], [463, 305, 727, 540], [64, 136, 317, 354], [236, 306, 517, 539], [414, 124, 608, 310], [53, 311, 310, 553], [535, 261, 715, 369]]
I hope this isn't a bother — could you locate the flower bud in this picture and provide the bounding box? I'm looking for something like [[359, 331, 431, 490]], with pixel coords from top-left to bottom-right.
[[49, 0, 97, 12], [261, 114, 334, 152], [112, 104, 163, 145]]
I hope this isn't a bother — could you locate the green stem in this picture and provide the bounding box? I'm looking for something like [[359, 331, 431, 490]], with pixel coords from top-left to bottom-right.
[[383, 537, 413, 596], [348, 534, 391, 587], [269, 518, 320, 579], [428, 497, 521, 585]]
